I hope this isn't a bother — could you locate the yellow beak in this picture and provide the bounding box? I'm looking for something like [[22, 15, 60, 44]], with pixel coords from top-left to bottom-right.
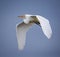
[[18, 15, 25, 19]]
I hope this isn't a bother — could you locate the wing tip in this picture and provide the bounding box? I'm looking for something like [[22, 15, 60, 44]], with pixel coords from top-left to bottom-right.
[[18, 47, 24, 50], [47, 32, 52, 39], [17, 42, 25, 51]]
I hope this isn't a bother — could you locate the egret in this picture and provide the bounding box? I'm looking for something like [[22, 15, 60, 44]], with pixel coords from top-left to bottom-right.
[[16, 14, 52, 50]]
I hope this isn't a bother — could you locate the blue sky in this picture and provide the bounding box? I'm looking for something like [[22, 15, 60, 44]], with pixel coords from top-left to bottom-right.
[[0, 0, 60, 57]]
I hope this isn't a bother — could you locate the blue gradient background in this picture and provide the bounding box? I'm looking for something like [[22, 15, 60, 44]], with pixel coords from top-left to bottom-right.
[[0, 0, 60, 57]]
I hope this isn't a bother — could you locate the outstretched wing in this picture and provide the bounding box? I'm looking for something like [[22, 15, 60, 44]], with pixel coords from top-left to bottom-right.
[[36, 15, 52, 39], [16, 22, 33, 50]]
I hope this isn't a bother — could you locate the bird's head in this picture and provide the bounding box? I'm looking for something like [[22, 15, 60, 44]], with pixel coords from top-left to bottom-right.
[[18, 14, 32, 19], [18, 14, 31, 24]]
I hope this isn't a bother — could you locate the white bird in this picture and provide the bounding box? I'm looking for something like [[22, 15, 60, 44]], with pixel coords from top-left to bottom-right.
[[16, 14, 52, 50]]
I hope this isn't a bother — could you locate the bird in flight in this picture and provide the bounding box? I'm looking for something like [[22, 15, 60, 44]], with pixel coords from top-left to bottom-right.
[[16, 14, 52, 50]]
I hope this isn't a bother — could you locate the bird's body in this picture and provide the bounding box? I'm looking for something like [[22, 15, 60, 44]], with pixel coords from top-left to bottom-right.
[[16, 14, 52, 50]]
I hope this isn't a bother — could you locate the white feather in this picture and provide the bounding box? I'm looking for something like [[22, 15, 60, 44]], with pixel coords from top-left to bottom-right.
[[36, 15, 52, 39], [16, 22, 33, 50]]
